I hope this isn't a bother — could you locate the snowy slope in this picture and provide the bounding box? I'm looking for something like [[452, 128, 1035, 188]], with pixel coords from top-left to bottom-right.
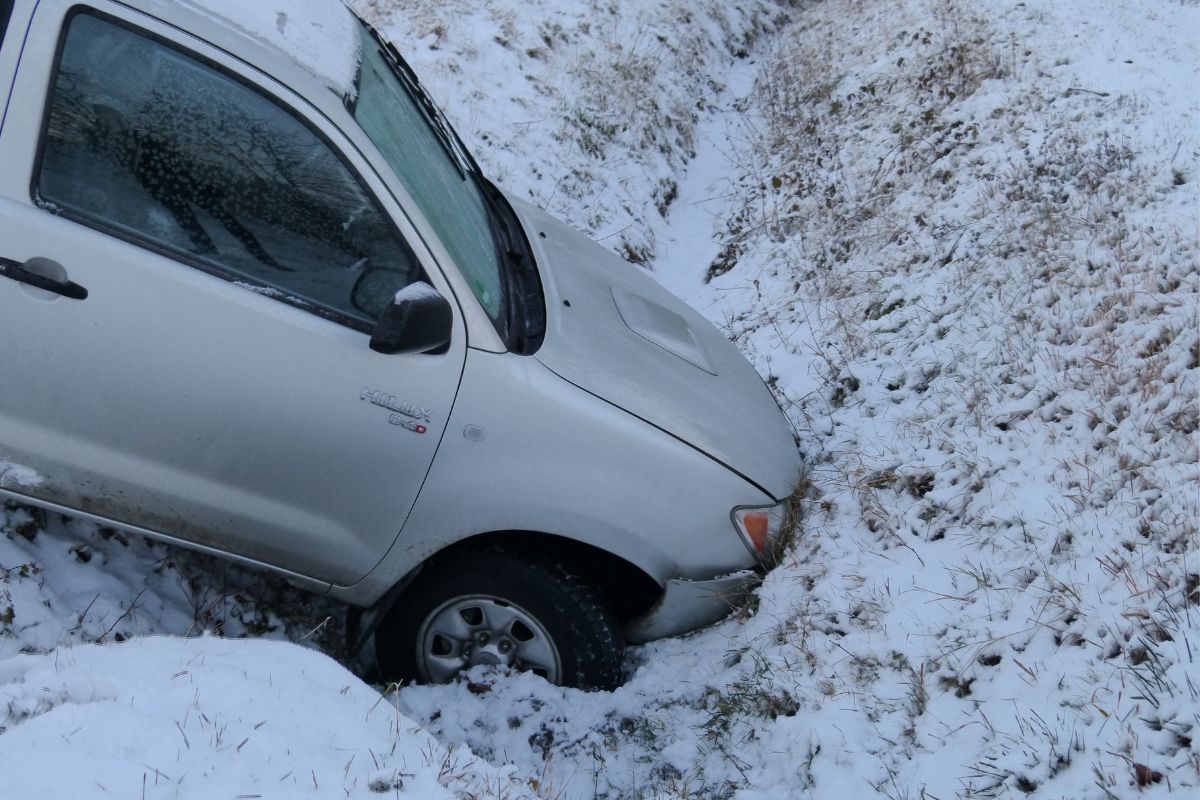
[[3, 0, 1196, 798], [370, 0, 1199, 798], [351, 0, 789, 264]]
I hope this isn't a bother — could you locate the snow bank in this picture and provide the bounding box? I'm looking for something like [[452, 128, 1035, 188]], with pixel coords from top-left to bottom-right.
[[0, 636, 530, 798]]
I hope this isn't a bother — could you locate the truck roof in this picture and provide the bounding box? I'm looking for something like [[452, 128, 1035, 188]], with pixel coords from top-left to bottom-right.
[[179, 0, 361, 97]]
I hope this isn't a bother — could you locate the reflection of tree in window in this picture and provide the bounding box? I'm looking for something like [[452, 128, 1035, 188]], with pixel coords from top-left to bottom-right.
[[89, 101, 286, 269], [38, 13, 421, 326]]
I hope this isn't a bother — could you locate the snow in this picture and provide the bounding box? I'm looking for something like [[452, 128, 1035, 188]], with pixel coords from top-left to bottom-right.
[[0, 636, 529, 798], [3, 0, 1197, 798], [365, 0, 1199, 797], [394, 280, 442, 304], [181, 0, 361, 97], [0, 459, 43, 488], [349, 0, 786, 268]]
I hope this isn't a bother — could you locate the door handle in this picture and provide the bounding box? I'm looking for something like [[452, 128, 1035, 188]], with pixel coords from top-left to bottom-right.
[[0, 257, 88, 300]]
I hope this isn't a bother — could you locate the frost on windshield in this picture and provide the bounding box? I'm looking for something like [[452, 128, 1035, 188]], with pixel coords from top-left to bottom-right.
[[353, 31, 507, 327]]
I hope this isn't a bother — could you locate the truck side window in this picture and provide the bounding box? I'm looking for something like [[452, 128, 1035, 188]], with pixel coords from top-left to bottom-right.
[[1, 0, 13, 48], [36, 12, 420, 328]]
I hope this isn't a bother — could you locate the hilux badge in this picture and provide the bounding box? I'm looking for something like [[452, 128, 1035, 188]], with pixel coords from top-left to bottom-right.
[[361, 388, 431, 434]]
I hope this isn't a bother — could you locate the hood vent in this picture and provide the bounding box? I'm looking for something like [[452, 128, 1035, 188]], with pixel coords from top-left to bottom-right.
[[611, 288, 717, 375]]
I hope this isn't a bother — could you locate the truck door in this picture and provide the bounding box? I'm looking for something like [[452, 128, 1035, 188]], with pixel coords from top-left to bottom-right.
[[0, 3, 466, 586]]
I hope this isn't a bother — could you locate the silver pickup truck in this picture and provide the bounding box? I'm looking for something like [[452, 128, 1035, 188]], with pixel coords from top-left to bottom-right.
[[0, 0, 801, 688]]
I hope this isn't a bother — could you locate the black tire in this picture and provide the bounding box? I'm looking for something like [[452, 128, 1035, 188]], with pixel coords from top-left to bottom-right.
[[376, 547, 625, 691]]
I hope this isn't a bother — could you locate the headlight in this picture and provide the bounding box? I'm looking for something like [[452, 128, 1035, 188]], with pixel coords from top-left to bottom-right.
[[731, 498, 792, 560]]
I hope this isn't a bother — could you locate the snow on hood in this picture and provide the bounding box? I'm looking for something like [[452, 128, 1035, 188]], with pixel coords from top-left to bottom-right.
[[180, 0, 361, 97]]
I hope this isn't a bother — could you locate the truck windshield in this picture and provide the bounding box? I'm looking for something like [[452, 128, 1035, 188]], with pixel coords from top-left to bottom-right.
[[351, 25, 507, 334]]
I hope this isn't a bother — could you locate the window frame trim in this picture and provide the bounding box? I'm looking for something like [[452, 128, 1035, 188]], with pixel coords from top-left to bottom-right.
[[30, 5, 423, 335]]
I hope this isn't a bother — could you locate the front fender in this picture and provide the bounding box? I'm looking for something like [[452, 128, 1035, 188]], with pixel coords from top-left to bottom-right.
[[334, 350, 769, 606]]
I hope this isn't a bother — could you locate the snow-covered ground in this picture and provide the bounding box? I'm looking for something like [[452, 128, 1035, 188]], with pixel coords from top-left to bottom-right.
[[0, 636, 530, 799], [3, 0, 1196, 798]]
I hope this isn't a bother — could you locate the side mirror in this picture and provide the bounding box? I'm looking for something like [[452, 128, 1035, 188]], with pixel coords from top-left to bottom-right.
[[368, 281, 453, 355]]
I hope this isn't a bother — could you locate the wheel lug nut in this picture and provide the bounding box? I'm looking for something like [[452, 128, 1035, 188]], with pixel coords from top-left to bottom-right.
[[498, 640, 512, 654], [477, 632, 490, 644]]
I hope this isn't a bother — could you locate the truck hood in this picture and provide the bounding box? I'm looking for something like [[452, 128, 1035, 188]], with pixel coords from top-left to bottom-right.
[[509, 198, 802, 500]]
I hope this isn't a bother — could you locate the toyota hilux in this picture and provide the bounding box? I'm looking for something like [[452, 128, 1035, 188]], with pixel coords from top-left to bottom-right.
[[0, 0, 801, 689]]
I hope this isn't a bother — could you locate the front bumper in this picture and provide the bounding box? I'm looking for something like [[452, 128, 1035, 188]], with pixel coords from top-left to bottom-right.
[[624, 569, 759, 644]]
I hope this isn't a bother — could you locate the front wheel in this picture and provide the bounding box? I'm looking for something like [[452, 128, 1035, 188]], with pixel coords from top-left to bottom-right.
[[376, 548, 625, 690]]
